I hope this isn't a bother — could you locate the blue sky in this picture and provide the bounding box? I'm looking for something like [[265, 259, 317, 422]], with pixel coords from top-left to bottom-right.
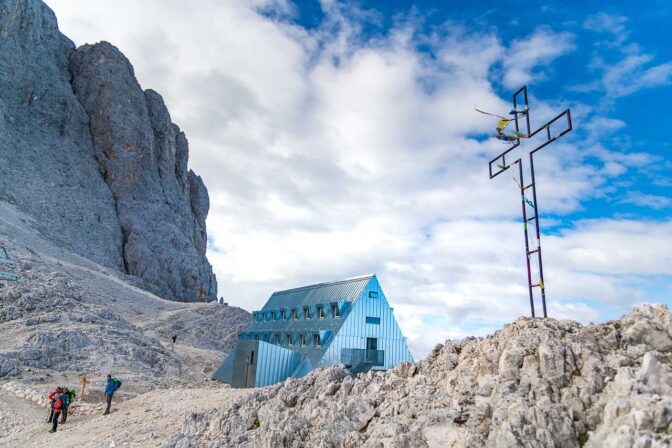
[[51, 0, 671, 357]]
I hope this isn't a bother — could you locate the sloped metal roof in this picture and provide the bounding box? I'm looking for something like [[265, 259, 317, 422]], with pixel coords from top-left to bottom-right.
[[244, 275, 375, 373], [261, 274, 373, 310]]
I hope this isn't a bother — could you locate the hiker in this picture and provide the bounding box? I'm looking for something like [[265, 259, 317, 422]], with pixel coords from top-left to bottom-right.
[[172, 334, 177, 350], [47, 387, 62, 424], [49, 390, 64, 433], [104, 374, 121, 415], [60, 387, 74, 424]]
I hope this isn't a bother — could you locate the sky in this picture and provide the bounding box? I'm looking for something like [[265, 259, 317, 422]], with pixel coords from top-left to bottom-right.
[[48, 0, 671, 358]]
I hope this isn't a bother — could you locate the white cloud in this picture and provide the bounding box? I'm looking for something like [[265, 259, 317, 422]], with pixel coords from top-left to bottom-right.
[[600, 53, 672, 98], [583, 12, 629, 44], [578, 15, 672, 99], [547, 219, 672, 276], [618, 192, 672, 210], [48, 1, 671, 358], [502, 28, 575, 88], [585, 116, 626, 137]]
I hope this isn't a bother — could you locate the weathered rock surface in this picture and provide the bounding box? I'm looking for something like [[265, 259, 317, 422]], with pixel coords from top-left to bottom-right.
[[167, 305, 672, 448], [69, 43, 216, 302], [0, 0, 216, 302], [0, 0, 123, 269], [0, 202, 250, 392]]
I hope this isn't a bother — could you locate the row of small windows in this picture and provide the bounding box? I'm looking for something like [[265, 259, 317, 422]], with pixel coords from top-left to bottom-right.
[[253, 302, 345, 323], [251, 291, 380, 323], [238, 331, 328, 347]]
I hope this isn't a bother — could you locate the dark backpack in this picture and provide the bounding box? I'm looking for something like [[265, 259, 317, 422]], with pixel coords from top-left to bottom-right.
[[112, 378, 122, 390], [69, 390, 76, 402]]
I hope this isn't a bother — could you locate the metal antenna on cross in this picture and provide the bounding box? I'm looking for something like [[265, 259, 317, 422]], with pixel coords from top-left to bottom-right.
[[487, 86, 572, 318]]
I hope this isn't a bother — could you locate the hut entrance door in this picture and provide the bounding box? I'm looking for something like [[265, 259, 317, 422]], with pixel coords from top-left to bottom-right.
[[244, 350, 255, 388], [366, 338, 377, 362]]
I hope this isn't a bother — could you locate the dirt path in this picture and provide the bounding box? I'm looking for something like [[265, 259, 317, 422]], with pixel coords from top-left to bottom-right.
[[3, 386, 250, 447], [0, 396, 46, 448]]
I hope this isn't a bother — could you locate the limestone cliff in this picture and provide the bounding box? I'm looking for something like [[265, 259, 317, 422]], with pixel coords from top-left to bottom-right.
[[0, 0, 216, 301]]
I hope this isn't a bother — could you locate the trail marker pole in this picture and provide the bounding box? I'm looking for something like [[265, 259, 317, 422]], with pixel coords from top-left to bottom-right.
[[488, 85, 572, 318], [79, 376, 90, 401]]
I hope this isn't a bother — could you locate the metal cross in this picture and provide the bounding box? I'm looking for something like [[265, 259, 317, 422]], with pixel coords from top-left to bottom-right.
[[488, 85, 572, 318]]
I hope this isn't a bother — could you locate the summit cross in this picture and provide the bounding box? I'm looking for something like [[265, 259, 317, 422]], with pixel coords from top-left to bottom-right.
[[488, 85, 573, 318]]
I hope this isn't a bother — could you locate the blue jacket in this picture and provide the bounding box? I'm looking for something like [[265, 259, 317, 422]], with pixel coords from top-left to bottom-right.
[[61, 392, 70, 408], [105, 379, 116, 396]]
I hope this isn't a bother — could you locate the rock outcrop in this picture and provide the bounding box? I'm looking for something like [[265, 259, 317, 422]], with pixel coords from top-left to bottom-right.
[[0, 208, 249, 385], [0, 0, 216, 302], [167, 305, 672, 448]]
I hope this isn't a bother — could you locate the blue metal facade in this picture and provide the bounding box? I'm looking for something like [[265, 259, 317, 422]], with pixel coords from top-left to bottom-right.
[[212, 274, 414, 387], [317, 276, 414, 370], [255, 341, 302, 387]]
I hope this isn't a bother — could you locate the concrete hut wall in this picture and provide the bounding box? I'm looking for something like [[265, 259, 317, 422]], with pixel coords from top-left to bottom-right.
[[318, 276, 414, 370]]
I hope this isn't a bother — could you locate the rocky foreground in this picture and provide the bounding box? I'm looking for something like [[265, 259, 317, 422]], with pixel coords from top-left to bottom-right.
[[167, 304, 672, 448]]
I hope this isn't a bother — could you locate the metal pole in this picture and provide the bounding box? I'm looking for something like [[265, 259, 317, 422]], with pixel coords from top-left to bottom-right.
[[517, 160, 535, 317], [529, 153, 547, 317]]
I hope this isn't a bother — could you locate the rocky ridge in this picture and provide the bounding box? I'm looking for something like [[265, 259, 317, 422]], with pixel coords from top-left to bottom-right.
[[167, 304, 672, 448], [0, 0, 216, 302], [0, 201, 249, 391]]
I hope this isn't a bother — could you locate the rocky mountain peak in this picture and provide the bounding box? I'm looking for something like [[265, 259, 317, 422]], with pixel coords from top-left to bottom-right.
[[0, 0, 217, 301]]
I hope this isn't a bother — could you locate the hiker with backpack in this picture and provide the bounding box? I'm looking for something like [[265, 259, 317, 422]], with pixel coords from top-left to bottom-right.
[[47, 387, 62, 424], [60, 387, 75, 423], [49, 390, 64, 433], [103, 374, 122, 415]]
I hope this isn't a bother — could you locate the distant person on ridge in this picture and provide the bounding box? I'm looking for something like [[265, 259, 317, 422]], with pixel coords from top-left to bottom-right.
[[47, 386, 62, 424], [103, 374, 122, 415], [172, 334, 177, 350], [49, 390, 64, 433]]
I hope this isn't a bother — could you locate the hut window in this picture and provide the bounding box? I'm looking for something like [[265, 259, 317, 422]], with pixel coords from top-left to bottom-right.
[[287, 333, 293, 346], [369, 291, 379, 299], [317, 305, 325, 319], [313, 333, 321, 347], [275, 333, 281, 345], [303, 305, 311, 319], [280, 309, 286, 320], [299, 333, 306, 346], [291, 308, 298, 320], [365, 316, 381, 325], [331, 303, 340, 318]]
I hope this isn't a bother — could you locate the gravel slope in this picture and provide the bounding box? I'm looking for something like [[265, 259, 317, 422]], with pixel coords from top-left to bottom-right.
[[0, 200, 249, 393]]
